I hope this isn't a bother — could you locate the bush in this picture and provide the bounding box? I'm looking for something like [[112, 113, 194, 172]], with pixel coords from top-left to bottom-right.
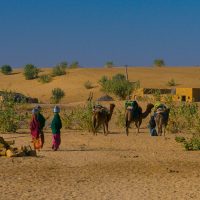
[[115, 109, 126, 128], [62, 102, 94, 132], [24, 64, 39, 80], [163, 95, 200, 134], [51, 88, 65, 103], [104, 61, 114, 68], [154, 59, 165, 67], [38, 74, 52, 83], [1, 65, 12, 75], [183, 137, 200, 151], [167, 78, 177, 87], [84, 81, 93, 89], [0, 91, 25, 133], [69, 61, 79, 69], [175, 136, 186, 143], [99, 74, 137, 99], [52, 62, 67, 76]]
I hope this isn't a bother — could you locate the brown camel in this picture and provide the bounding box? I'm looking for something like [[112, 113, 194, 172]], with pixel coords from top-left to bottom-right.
[[125, 103, 154, 135], [92, 104, 115, 136], [155, 108, 170, 136]]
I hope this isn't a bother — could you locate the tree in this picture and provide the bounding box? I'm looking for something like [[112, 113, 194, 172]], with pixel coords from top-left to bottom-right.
[[24, 64, 39, 80], [69, 61, 79, 69], [104, 61, 114, 68], [1, 65, 12, 75], [154, 59, 165, 67], [51, 88, 65, 103]]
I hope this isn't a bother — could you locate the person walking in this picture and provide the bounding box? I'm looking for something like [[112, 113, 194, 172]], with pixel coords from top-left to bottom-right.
[[35, 105, 46, 148], [30, 108, 41, 150], [51, 106, 62, 151]]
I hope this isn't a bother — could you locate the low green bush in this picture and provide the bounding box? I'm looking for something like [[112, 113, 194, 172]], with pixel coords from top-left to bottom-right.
[[38, 74, 52, 83], [62, 102, 94, 132], [52, 65, 67, 76], [1, 65, 12, 75], [24, 64, 39, 80], [0, 91, 25, 133], [51, 88, 65, 103], [167, 78, 177, 86]]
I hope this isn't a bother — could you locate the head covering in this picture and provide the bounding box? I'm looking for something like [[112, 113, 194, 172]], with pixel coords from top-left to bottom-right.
[[35, 105, 41, 111], [32, 108, 39, 114], [53, 106, 60, 113]]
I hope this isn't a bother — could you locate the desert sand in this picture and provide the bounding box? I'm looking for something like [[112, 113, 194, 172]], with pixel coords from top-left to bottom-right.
[[0, 67, 200, 103], [1, 67, 200, 200], [1, 130, 200, 200]]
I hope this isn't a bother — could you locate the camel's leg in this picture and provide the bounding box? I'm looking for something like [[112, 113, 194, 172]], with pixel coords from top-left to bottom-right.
[[103, 123, 106, 135], [136, 119, 142, 134], [92, 116, 97, 135], [125, 120, 130, 136], [105, 122, 109, 136], [94, 122, 101, 136]]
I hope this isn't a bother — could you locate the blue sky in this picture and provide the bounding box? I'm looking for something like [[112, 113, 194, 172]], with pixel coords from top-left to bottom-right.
[[0, 0, 199, 67]]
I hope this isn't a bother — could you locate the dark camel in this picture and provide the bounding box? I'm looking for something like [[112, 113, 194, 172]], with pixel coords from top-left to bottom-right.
[[155, 108, 170, 136], [125, 103, 154, 135], [92, 104, 115, 136]]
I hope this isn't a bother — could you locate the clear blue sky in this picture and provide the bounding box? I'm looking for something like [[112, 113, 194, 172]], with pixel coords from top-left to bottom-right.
[[0, 0, 199, 67]]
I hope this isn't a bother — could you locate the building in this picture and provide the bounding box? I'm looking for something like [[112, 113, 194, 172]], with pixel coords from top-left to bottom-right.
[[134, 87, 200, 102], [174, 88, 200, 102]]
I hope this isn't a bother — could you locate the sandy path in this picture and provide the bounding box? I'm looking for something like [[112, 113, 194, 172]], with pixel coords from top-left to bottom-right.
[[1, 130, 200, 200]]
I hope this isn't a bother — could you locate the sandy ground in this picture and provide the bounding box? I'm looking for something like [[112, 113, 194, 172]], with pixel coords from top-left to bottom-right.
[[1, 67, 200, 103], [1, 128, 200, 200]]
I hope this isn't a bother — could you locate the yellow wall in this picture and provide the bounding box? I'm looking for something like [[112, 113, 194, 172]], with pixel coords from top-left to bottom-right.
[[174, 88, 193, 102]]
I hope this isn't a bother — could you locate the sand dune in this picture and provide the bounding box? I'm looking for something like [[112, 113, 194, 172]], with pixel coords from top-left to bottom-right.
[[0, 67, 200, 103]]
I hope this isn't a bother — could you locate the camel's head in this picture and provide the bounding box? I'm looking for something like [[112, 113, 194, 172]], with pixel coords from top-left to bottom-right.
[[110, 103, 115, 110], [147, 103, 154, 111]]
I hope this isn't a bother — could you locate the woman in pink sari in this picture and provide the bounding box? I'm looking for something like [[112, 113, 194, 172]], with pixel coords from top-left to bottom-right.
[[30, 108, 41, 149]]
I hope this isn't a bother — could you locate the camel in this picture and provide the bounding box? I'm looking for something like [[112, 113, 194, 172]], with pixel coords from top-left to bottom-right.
[[125, 103, 154, 135], [92, 104, 115, 136], [155, 108, 170, 136]]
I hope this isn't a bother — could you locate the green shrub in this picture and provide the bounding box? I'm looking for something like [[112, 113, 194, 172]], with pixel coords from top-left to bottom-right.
[[99, 74, 136, 99], [175, 136, 186, 143], [1, 65, 12, 75], [115, 109, 126, 128], [69, 61, 79, 69], [38, 74, 52, 83], [62, 102, 94, 132], [84, 81, 93, 89], [183, 137, 200, 151], [52, 62, 67, 76], [154, 59, 165, 67], [24, 64, 39, 80], [167, 78, 177, 87], [104, 61, 114, 68], [51, 88, 65, 103], [163, 95, 200, 134], [0, 91, 25, 133]]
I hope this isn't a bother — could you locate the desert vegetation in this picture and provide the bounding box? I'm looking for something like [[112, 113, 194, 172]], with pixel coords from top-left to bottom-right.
[[38, 74, 52, 83], [99, 73, 139, 99], [1, 65, 12, 75], [154, 59, 165, 67], [50, 88, 65, 103], [104, 61, 114, 68], [84, 80, 93, 89], [24, 64, 39, 80], [167, 78, 177, 86], [52, 62, 67, 76]]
